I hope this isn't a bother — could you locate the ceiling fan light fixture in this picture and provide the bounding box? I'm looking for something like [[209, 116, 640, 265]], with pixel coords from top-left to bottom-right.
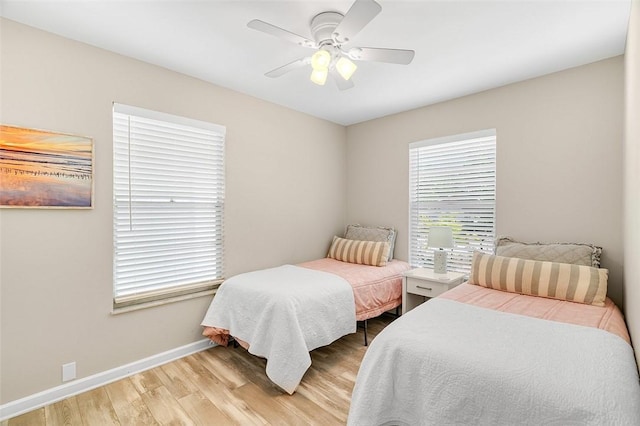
[[249, 0, 414, 90], [310, 68, 328, 85], [336, 56, 357, 80], [311, 49, 332, 70]]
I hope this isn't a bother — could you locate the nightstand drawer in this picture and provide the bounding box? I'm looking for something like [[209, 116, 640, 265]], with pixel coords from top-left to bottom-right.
[[406, 277, 449, 298]]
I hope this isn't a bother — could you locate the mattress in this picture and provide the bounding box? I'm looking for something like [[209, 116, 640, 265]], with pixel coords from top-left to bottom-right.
[[440, 282, 630, 343], [299, 258, 411, 321]]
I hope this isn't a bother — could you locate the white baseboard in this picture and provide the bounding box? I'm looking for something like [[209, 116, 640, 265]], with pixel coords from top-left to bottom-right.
[[0, 339, 213, 421]]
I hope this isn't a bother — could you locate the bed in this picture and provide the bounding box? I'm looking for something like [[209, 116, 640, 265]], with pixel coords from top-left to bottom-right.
[[200, 225, 411, 394], [348, 238, 640, 425]]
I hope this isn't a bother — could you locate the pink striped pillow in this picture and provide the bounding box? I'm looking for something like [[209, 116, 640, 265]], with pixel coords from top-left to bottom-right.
[[469, 251, 608, 306], [327, 236, 390, 267]]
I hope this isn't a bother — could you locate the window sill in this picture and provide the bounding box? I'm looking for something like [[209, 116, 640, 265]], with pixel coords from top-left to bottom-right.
[[112, 282, 221, 315]]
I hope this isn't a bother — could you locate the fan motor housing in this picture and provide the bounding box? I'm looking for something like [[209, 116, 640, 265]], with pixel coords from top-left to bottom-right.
[[311, 11, 344, 45]]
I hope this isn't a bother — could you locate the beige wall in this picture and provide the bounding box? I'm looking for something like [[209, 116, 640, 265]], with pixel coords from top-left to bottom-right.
[[0, 14, 631, 406], [0, 19, 346, 403], [347, 56, 624, 306], [624, 0, 640, 366]]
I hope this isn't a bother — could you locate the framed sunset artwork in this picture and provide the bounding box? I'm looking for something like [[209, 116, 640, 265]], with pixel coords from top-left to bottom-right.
[[0, 125, 94, 208]]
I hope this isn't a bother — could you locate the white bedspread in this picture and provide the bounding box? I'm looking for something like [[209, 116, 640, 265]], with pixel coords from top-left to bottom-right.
[[201, 264, 356, 394], [348, 298, 640, 425]]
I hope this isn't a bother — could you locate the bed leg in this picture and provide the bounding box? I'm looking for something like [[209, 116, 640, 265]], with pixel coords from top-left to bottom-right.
[[364, 320, 368, 346]]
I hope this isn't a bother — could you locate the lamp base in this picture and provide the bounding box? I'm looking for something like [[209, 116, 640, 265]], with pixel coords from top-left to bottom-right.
[[433, 250, 447, 274]]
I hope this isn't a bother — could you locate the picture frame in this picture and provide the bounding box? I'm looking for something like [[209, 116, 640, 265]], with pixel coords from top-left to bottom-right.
[[0, 124, 94, 208]]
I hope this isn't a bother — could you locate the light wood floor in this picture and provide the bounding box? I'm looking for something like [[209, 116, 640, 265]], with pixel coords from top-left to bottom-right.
[[3, 315, 394, 425]]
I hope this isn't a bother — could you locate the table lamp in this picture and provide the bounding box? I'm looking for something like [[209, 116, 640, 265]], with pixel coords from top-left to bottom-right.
[[428, 226, 454, 274]]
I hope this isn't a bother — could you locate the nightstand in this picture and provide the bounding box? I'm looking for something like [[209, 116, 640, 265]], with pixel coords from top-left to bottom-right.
[[402, 268, 466, 314]]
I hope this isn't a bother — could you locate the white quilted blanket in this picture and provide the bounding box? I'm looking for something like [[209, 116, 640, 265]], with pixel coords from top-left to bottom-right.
[[201, 265, 356, 394], [348, 298, 640, 425]]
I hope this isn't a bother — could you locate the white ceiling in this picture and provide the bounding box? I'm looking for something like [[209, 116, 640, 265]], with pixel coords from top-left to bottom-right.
[[0, 0, 631, 126]]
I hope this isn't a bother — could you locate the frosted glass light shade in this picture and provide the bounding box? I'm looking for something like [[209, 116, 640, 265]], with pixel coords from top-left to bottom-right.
[[311, 50, 331, 70], [336, 57, 357, 80], [310, 68, 328, 85], [427, 226, 454, 249]]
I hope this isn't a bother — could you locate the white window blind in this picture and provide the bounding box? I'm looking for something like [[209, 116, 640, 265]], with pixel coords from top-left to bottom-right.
[[113, 103, 225, 305], [409, 129, 496, 274]]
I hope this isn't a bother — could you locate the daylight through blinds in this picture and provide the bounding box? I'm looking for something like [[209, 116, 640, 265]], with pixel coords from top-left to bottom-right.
[[409, 129, 496, 274], [113, 104, 225, 301]]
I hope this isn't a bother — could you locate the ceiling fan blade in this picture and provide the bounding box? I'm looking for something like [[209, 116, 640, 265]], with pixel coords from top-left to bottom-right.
[[333, 0, 382, 43], [265, 58, 309, 78], [350, 47, 415, 65], [248, 19, 317, 48], [330, 68, 355, 91]]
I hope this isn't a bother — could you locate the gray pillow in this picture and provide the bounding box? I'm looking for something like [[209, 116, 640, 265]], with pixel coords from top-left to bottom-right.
[[344, 224, 397, 261], [494, 237, 602, 268]]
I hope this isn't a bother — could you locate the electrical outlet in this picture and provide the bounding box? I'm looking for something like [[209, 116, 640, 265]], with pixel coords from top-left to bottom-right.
[[62, 362, 76, 382]]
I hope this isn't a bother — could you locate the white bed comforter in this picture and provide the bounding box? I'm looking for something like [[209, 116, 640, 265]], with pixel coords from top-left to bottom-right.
[[348, 298, 640, 425], [201, 264, 356, 394]]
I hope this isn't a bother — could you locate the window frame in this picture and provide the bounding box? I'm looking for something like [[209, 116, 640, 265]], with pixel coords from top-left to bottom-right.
[[408, 129, 497, 275], [112, 103, 225, 310]]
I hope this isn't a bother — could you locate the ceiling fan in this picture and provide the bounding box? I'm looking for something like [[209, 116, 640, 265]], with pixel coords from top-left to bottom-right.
[[247, 0, 415, 90]]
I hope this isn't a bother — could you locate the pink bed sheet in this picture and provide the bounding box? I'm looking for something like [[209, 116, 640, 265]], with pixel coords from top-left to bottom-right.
[[203, 326, 248, 348], [299, 258, 411, 321], [440, 283, 630, 344]]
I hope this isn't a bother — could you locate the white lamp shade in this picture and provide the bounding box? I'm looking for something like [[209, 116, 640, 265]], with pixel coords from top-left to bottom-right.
[[310, 68, 328, 85], [311, 49, 331, 70], [427, 226, 454, 249], [336, 57, 357, 80]]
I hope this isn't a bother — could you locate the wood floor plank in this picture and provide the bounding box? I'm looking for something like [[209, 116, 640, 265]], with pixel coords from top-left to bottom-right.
[[177, 391, 234, 425], [157, 360, 200, 400], [231, 382, 293, 425], [233, 381, 345, 426], [177, 356, 268, 425], [193, 350, 248, 390], [210, 346, 282, 397], [295, 369, 352, 423], [141, 385, 195, 425], [129, 369, 163, 395], [310, 346, 365, 391], [6, 408, 45, 426], [272, 392, 344, 425], [104, 378, 158, 425], [76, 388, 120, 425], [44, 396, 82, 426]]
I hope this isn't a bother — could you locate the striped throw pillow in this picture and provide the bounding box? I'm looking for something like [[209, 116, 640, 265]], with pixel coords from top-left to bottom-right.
[[469, 251, 608, 306], [327, 236, 390, 267]]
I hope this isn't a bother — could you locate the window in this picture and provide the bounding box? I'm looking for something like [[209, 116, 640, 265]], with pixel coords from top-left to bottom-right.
[[409, 129, 496, 274], [113, 104, 225, 308]]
